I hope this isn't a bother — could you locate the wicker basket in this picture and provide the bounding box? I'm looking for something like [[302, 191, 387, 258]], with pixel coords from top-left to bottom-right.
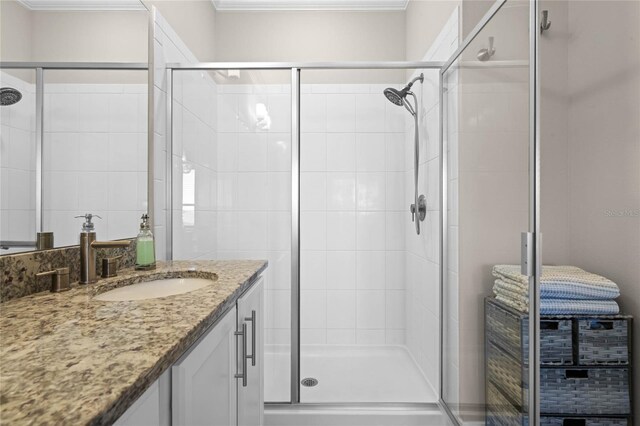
[[486, 299, 573, 365], [540, 368, 630, 415], [578, 320, 630, 365]]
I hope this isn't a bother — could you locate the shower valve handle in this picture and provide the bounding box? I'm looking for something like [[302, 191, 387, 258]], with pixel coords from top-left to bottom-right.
[[410, 204, 417, 222]]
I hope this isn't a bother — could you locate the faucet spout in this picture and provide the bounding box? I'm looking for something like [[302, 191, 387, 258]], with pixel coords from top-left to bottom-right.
[[91, 240, 131, 249], [80, 235, 131, 284]]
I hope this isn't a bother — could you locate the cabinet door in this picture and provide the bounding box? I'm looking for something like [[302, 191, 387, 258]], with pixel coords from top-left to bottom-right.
[[237, 277, 264, 426], [172, 307, 238, 426], [115, 370, 170, 426]]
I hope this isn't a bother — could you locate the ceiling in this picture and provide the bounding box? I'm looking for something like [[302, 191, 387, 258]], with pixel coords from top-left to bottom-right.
[[212, 0, 409, 11], [16, 0, 145, 11]]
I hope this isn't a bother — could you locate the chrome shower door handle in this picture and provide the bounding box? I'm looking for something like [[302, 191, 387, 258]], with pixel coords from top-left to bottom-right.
[[234, 323, 247, 387], [244, 310, 256, 367]]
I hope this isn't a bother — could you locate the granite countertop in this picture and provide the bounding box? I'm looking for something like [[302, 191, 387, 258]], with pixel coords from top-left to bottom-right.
[[0, 259, 268, 425]]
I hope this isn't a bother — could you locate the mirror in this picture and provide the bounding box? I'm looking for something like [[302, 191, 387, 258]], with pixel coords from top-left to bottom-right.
[[0, 0, 149, 254]]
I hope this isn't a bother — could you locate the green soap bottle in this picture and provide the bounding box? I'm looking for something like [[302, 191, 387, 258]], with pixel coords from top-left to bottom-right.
[[135, 214, 156, 270]]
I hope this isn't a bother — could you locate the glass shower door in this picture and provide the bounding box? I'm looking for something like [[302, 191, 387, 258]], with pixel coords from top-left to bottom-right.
[[171, 69, 292, 403], [441, 0, 535, 423]]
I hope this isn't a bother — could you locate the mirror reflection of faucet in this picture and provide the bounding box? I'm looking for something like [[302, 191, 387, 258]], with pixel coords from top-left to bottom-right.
[[75, 213, 131, 284]]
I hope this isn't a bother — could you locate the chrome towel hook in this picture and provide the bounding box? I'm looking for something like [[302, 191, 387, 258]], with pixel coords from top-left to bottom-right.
[[540, 10, 551, 33]]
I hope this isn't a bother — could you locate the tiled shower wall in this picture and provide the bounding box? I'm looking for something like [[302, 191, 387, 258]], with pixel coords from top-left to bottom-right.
[[298, 84, 407, 346], [0, 71, 36, 251], [404, 8, 458, 394]]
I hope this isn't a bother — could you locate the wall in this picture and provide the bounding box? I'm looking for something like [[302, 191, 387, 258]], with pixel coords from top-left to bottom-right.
[[0, 71, 36, 250], [540, 0, 640, 417], [405, 0, 459, 63], [0, 0, 148, 84], [564, 0, 640, 416], [0, 0, 33, 63], [143, 0, 217, 62], [214, 10, 406, 83], [41, 81, 148, 246]]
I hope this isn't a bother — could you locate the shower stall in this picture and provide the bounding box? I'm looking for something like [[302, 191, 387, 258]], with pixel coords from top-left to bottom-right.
[[167, 65, 445, 407], [159, 0, 639, 423]]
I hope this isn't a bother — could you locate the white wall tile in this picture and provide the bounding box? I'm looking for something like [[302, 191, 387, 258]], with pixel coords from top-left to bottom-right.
[[326, 133, 356, 171], [356, 212, 386, 250], [356, 172, 386, 211], [301, 211, 326, 250], [356, 290, 385, 329], [327, 329, 356, 344], [301, 289, 327, 329], [326, 172, 356, 211], [326, 290, 356, 329], [326, 211, 356, 250], [301, 250, 326, 290], [326, 251, 356, 290], [355, 94, 386, 133], [356, 329, 385, 345], [301, 133, 326, 171], [238, 133, 267, 171], [356, 133, 385, 171], [326, 94, 355, 133], [356, 251, 385, 289], [301, 172, 326, 211]]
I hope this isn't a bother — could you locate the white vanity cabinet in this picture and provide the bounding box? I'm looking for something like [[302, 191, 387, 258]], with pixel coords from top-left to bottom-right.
[[173, 276, 264, 426], [115, 276, 264, 426]]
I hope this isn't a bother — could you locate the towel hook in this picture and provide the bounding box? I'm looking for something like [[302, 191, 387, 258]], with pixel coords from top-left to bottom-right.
[[540, 10, 551, 33]]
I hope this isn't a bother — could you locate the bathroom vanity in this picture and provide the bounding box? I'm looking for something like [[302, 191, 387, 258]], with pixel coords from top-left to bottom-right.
[[0, 260, 267, 425]]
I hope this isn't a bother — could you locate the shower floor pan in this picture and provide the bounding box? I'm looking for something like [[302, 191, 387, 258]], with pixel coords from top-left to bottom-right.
[[265, 344, 436, 403]]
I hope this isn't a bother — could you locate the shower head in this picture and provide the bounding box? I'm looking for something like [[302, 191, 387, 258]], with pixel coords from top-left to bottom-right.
[[384, 87, 405, 106], [383, 73, 424, 108], [383, 73, 424, 116], [1, 88, 22, 106]]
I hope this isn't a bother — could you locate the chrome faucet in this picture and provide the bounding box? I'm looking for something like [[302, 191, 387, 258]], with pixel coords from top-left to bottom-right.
[[76, 214, 131, 284]]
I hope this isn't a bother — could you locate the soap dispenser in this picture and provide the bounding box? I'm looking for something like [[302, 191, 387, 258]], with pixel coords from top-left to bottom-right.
[[136, 214, 156, 270]]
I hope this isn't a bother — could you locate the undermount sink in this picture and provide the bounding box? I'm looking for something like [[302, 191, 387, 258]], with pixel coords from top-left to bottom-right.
[[94, 278, 214, 302]]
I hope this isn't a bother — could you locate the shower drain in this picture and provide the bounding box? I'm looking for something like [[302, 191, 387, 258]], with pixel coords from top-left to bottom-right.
[[301, 377, 318, 387]]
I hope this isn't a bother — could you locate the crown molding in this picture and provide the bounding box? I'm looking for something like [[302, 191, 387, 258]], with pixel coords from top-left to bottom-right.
[[212, 0, 409, 11], [16, 0, 145, 11]]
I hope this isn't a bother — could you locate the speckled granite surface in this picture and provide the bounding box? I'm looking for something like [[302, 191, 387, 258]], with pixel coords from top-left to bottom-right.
[[0, 240, 136, 303], [0, 259, 267, 425]]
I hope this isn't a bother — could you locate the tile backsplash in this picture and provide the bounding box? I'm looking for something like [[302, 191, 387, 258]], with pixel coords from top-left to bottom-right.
[[0, 239, 136, 302]]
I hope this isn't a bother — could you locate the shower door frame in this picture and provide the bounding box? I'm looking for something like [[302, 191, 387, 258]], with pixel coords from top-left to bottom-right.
[[438, 0, 542, 424], [164, 61, 443, 406]]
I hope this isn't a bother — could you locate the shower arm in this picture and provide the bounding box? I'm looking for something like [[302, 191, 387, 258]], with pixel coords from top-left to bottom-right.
[[405, 91, 426, 235]]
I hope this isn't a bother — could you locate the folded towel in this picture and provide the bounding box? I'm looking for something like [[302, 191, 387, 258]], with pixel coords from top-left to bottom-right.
[[494, 293, 620, 315], [493, 265, 620, 300]]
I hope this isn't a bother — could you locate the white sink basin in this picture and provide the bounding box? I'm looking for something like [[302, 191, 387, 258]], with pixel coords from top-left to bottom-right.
[[94, 278, 214, 301]]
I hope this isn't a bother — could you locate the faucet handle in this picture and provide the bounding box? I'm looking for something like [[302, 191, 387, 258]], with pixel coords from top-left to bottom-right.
[[36, 267, 70, 292], [101, 256, 123, 278]]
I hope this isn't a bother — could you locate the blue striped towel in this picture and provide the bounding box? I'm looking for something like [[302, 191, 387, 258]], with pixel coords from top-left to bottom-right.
[[494, 293, 620, 315], [492, 265, 620, 300]]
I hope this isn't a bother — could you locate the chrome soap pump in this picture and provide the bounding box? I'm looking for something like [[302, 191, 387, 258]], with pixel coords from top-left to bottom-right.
[[136, 214, 156, 270]]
